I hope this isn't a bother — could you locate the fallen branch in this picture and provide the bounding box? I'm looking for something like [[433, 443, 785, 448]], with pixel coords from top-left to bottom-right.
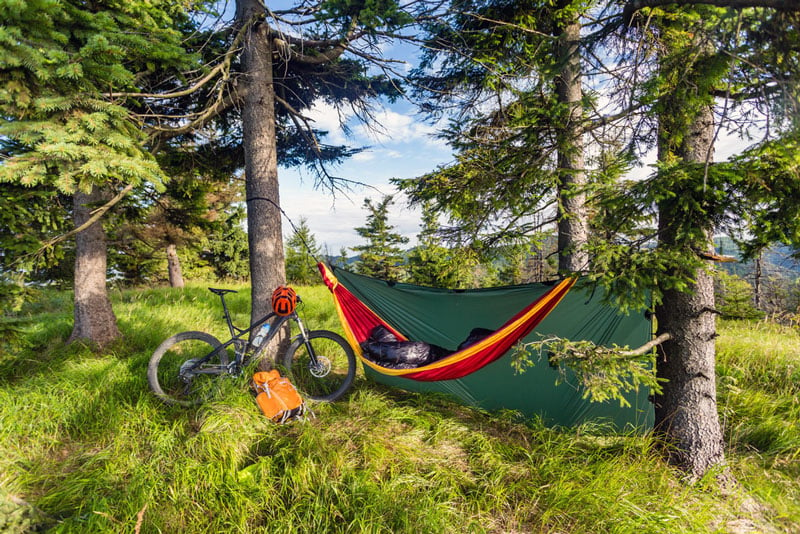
[[134, 504, 148, 534]]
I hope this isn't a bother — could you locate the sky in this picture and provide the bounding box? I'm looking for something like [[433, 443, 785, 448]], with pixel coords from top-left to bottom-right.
[[277, 96, 454, 255]]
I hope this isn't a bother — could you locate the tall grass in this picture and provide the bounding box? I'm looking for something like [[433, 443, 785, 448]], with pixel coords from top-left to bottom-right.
[[0, 286, 798, 532], [717, 319, 800, 527]]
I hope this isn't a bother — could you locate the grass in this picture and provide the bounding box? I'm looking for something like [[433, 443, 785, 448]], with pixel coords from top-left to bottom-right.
[[716, 320, 800, 528], [0, 284, 798, 533]]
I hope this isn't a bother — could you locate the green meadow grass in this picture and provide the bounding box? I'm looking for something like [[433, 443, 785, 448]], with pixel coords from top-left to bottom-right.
[[1, 284, 798, 533], [716, 320, 800, 528]]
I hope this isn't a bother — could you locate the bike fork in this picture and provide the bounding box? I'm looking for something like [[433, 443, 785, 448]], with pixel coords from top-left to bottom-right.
[[294, 316, 319, 366]]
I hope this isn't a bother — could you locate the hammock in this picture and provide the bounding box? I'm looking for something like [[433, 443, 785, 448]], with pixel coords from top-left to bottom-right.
[[319, 262, 654, 429], [320, 263, 575, 381]]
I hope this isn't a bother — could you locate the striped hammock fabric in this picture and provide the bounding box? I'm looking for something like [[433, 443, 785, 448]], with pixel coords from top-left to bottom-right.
[[318, 262, 575, 382]]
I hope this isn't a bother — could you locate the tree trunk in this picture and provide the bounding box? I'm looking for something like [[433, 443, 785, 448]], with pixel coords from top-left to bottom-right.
[[238, 1, 286, 321], [237, 0, 288, 362], [754, 252, 762, 309], [655, 101, 725, 479], [166, 243, 185, 288], [68, 187, 121, 348], [554, 15, 589, 274], [655, 260, 725, 478]]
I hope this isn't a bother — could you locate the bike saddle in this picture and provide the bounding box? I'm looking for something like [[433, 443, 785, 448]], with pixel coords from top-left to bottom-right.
[[208, 287, 238, 295]]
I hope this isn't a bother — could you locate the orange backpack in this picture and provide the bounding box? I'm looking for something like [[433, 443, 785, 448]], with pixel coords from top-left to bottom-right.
[[251, 370, 306, 423]]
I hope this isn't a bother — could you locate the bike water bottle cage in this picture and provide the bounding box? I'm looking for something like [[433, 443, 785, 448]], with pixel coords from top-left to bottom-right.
[[271, 286, 297, 316]]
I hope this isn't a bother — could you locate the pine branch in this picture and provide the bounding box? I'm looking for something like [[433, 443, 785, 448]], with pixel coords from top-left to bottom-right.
[[146, 85, 244, 141], [622, 333, 672, 355], [513, 333, 668, 406], [623, 0, 800, 25], [270, 16, 361, 65], [108, 17, 254, 100], [274, 92, 323, 156]]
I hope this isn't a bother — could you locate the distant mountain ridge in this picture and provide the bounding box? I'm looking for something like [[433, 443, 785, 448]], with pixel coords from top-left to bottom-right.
[[714, 236, 800, 279]]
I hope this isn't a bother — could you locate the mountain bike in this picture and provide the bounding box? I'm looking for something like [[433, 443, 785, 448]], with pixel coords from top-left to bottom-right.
[[147, 287, 356, 406]]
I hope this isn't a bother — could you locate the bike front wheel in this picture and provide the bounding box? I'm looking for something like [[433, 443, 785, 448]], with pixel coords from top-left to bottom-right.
[[148, 331, 230, 406], [281, 330, 356, 402]]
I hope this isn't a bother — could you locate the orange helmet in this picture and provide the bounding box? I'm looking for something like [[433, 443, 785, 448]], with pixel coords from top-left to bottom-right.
[[271, 286, 297, 316]]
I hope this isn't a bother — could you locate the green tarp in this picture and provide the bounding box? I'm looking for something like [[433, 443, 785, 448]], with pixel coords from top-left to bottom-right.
[[333, 267, 655, 430]]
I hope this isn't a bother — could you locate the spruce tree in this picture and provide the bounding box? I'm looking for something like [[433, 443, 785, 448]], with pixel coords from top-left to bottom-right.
[[587, 2, 800, 478], [407, 201, 471, 287], [351, 196, 409, 282], [201, 209, 250, 281], [223, 0, 415, 326], [285, 217, 322, 285], [0, 0, 193, 346], [403, 0, 594, 273], [336, 247, 351, 269]]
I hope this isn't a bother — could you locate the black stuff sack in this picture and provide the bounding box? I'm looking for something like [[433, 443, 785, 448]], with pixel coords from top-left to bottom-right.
[[456, 328, 495, 351], [361, 325, 451, 368], [363, 340, 433, 366], [366, 325, 398, 343]]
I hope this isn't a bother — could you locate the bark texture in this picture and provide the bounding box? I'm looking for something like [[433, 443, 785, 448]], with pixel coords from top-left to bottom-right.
[[237, 0, 289, 364], [554, 16, 589, 274], [655, 264, 724, 478], [68, 187, 121, 348], [655, 102, 725, 479], [166, 243, 185, 288], [237, 1, 286, 325]]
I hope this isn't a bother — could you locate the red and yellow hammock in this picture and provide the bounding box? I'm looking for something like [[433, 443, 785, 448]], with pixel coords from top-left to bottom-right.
[[318, 263, 576, 382]]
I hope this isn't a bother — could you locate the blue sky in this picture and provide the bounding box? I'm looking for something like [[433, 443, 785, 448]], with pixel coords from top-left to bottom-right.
[[278, 97, 454, 255]]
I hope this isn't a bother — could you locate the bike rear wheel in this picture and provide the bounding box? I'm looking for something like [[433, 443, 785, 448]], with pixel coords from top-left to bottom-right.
[[148, 331, 230, 406], [281, 330, 356, 402]]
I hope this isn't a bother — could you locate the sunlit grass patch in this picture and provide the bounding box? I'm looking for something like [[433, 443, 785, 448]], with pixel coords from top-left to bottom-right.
[[717, 319, 800, 528], [1, 288, 798, 532]]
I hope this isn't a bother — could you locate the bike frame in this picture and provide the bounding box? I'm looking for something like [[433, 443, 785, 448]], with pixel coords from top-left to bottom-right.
[[188, 291, 317, 377]]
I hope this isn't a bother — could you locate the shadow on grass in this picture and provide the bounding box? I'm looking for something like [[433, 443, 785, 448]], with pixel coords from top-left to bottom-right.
[[4, 351, 212, 528]]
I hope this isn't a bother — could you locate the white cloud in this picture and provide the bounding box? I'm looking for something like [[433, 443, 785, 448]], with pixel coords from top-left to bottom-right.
[[352, 148, 404, 162], [351, 151, 376, 162], [306, 102, 349, 145], [353, 108, 438, 145], [279, 177, 423, 252], [305, 100, 452, 154]]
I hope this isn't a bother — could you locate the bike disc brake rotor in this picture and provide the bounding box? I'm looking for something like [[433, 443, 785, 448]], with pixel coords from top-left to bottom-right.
[[309, 356, 331, 378]]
